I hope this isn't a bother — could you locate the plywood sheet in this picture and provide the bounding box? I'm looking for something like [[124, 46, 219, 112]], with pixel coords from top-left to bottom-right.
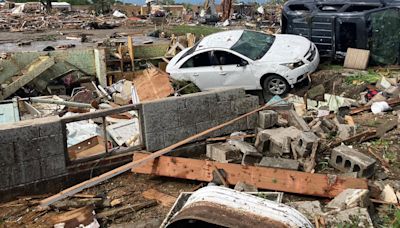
[[344, 48, 370, 70], [132, 66, 173, 102]]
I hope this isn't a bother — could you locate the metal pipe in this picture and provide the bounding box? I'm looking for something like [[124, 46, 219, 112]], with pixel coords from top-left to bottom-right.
[[29, 97, 93, 109]]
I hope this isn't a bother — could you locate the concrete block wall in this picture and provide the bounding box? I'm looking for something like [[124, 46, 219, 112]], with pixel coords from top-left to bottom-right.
[[0, 116, 67, 192], [142, 88, 259, 151]]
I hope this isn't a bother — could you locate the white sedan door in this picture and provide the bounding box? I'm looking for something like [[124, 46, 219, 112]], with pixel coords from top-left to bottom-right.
[[212, 51, 256, 90], [177, 51, 225, 90]]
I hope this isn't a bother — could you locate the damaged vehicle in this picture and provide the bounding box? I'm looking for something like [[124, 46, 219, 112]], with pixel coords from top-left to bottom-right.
[[166, 30, 319, 95], [282, 0, 400, 65]]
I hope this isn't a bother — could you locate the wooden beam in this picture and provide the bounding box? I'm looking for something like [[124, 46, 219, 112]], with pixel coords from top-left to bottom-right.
[[142, 189, 176, 207], [0, 56, 55, 100], [132, 153, 369, 198], [127, 36, 135, 69], [39, 97, 290, 208]]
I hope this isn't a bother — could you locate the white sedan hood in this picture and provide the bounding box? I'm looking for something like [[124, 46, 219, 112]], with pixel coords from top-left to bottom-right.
[[261, 34, 311, 62]]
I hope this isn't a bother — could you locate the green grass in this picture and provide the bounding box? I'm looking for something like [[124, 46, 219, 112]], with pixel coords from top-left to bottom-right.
[[376, 206, 400, 228], [168, 25, 223, 37], [319, 63, 344, 71], [344, 70, 381, 85]]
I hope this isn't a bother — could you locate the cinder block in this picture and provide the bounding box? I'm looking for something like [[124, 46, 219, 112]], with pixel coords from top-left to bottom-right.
[[145, 131, 165, 152], [196, 120, 220, 138], [209, 101, 233, 119], [11, 163, 26, 186], [254, 132, 270, 154], [231, 141, 259, 155], [288, 201, 323, 221], [325, 189, 370, 211], [232, 95, 259, 115], [14, 138, 41, 162], [0, 166, 12, 189], [163, 125, 197, 147], [41, 155, 67, 178], [258, 110, 278, 129], [329, 145, 376, 178], [288, 110, 310, 131], [39, 121, 62, 137], [215, 88, 246, 101], [255, 127, 302, 155], [247, 113, 258, 129], [23, 159, 42, 183], [206, 143, 242, 163], [292, 132, 319, 157], [143, 112, 170, 133], [324, 207, 373, 227], [35, 134, 64, 157], [337, 124, 356, 140], [180, 107, 210, 126], [241, 153, 262, 165], [0, 142, 15, 165], [0, 125, 39, 142], [258, 157, 300, 170]]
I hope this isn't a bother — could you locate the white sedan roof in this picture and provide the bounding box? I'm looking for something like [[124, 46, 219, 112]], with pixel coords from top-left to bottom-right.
[[196, 30, 244, 51]]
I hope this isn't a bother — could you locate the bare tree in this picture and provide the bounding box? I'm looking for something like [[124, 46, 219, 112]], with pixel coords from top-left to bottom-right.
[[39, 0, 52, 13]]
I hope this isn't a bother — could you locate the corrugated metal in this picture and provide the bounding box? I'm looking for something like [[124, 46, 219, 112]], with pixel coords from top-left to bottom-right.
[[165, 186, 313, 228]]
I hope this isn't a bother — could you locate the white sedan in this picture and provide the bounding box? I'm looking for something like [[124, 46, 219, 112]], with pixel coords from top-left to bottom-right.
[[166, 30, 320, 95]]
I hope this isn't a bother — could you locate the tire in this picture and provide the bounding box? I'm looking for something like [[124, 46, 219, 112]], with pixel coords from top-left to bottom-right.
[[263, 75, 289, 95]]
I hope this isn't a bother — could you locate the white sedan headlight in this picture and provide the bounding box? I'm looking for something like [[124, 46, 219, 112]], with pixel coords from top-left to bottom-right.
[[281, 61, 304, 69]]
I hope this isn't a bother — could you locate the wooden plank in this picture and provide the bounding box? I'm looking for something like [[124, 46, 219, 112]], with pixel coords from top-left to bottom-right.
[[344, 48, 370, 70], [142, 189, 176, 207], [127, 36, 134, 69], [132, 153, 369, 198], [38, 97, 290, 208]]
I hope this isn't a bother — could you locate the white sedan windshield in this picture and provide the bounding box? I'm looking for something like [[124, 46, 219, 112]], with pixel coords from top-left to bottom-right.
[[231, 30, 276, 60]]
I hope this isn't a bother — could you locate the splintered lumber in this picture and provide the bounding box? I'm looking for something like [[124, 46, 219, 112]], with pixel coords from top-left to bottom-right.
[[132, 153, 368, 198], [49, 206, 95, 228], [96, 200, 157, 219], [350, 98, 400, 115], [38, 96, 291, 208], [142, 189, 176, 207], [327, 129, 376, 148]]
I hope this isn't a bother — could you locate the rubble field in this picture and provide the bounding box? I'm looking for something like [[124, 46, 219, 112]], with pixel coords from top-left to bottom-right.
[[1, 1, 400, 227]]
